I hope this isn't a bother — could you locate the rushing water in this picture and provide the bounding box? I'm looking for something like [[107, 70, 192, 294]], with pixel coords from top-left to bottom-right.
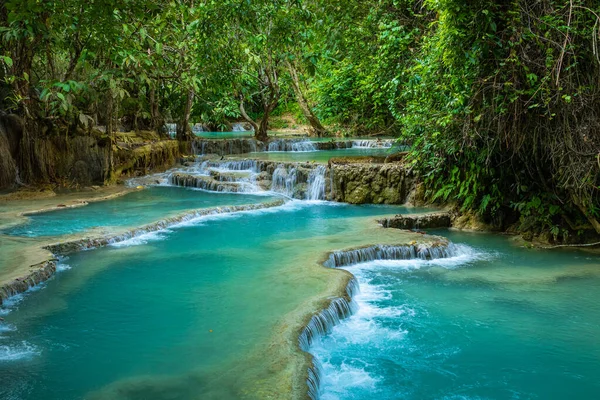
[[311, 230, 600, 400]]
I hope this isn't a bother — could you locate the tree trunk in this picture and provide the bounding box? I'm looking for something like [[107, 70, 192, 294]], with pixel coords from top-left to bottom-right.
[[177, 88, 194, 141], [286, 61, 327, 137], [239, 96, 261, 139], [256, 112, 270, 142], [571, 192, 600, 234], [149, 86, 164, 136]]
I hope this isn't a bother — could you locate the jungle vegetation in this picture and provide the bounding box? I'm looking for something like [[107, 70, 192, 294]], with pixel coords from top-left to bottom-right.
[[1, 0, 599, 239]]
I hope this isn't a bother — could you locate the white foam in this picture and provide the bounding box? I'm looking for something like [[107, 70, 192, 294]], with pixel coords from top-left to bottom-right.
[[318, 361, 380, 400], [311, 242, 487, 397], [109, 230, 171, 248], [56, 263, 72, 272], [0, 341, 40, 362], [0, 323, 16, 339]]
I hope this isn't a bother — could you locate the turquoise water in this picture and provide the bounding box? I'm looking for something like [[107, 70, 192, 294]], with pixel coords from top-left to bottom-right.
[[312, 230, 600, 399], [195, 131, 254, 139], [2, 180, 600, 400], [0, 201, 421, 400], [237, 148, 395, 163], [3, 186, 272, 237]]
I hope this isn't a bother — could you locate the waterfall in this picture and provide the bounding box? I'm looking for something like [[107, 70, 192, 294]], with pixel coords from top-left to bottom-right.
[[205, 160, 258, 172], [271, 164, 298, 197], [351, 139, 394, 148], [192, 123, 205, 134], [191, 139, 260, 156], [323, 243, 456, 268], [299, 241, 455, 399], [298, 278, 359, 400], [232, 122, 252, 132], [165, 123, 177, 137], [169, 159, 330, 200], [191, 140, 206, 156], [306, 165, 327, 201], [268, 139, 317, 152]]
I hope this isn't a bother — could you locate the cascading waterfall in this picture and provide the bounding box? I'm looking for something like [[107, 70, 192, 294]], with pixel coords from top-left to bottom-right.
[[191, 139, 259, 156], [351, 139, 394, 148], [168, 159, 263, 193], [168, 158, 329, 200], [323, 243, 455, 268], [201, 160, 259, 172], [192, 124, 206, 134], [300, 241, 456, 400], [306, 165, 327, 201], [268, 139, 317, 152], [231, 122, 252, 132], [271, 165, 298, 197]]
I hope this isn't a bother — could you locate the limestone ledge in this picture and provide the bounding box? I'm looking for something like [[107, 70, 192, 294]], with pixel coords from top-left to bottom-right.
[[191, 138, 355, 155], [378, 212, 452, 230], [0, 260, 56, 306]]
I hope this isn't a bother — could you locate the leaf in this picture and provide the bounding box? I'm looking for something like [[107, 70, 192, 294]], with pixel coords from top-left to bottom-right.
[[1, 56, 13, 67]]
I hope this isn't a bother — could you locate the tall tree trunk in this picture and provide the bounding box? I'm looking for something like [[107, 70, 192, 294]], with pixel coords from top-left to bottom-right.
[[286, 61, 327, 137], [149, 86, 164, 135], [177, 88, 194, 141]]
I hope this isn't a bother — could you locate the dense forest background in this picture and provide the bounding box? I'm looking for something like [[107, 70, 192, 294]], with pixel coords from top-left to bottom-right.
[[1, 0, 599, 241]]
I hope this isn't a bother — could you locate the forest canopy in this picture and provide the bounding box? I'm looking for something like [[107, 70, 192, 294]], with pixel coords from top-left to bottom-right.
[[1, 0, 599, 239]]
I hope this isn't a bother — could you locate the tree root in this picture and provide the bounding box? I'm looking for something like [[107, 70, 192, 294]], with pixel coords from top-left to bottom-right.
[[541, 241, 600, 249]]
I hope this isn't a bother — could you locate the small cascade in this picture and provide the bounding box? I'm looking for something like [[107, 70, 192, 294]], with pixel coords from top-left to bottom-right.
[[169, 159, 330, 200], [299, 240, 455, 399], [168, 159, 264, 193], [306, 165, 327, 201], [232, 122, 252, 132], [351, 139, 394, 148], [203, 160, 258, 172], [271, 164, 298, 197], [268, 139, 317, 152], [323, 243, 454, 268], [191, 139, 260, 155], [192, 123, 206, 134], [298, 280, 359, 352], [165, 123, 177, 137], [169, 174, 248, 193]]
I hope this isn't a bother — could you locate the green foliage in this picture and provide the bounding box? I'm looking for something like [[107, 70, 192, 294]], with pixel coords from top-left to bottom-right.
[[1, 0, 599, 236]]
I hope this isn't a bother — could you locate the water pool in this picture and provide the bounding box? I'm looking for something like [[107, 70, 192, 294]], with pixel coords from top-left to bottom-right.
[[312, 229, 600, 399], [233, 148, 395, 163], [0, 200, 425, 400], [3, 186, 275, 238]]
